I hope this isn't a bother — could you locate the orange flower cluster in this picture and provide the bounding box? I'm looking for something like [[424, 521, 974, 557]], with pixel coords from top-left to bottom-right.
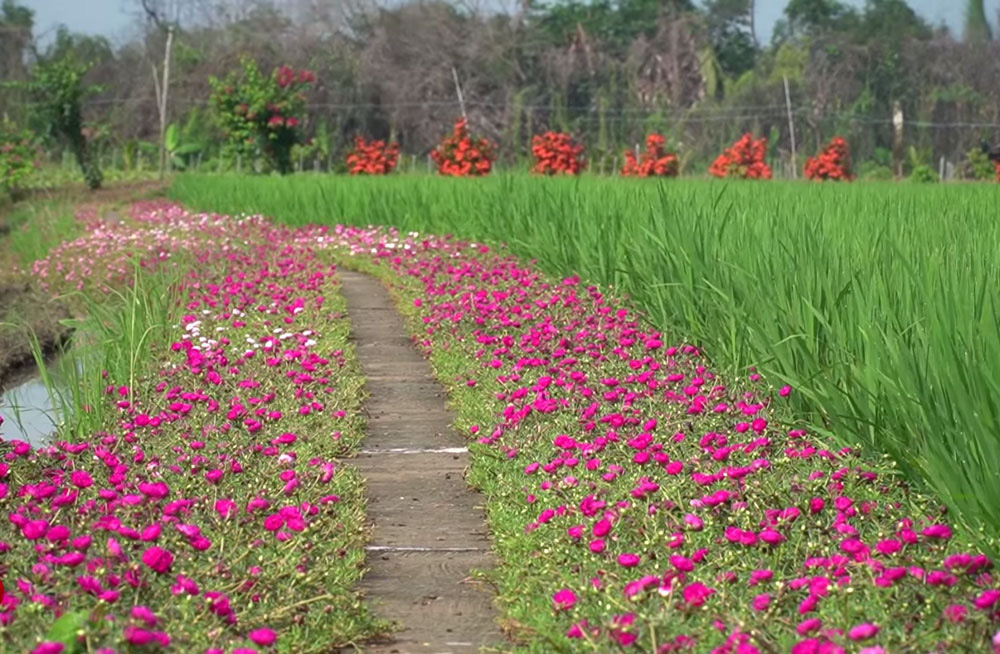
[[621, 134, 679, 178], [346, 136, 400, 175], [431, 118, 495, 177], [804, 136, 854, 181], [708, 133, 772, 180], [530, 131, 586, 175]]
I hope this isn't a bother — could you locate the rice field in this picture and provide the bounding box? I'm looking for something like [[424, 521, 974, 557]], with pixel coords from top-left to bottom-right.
[[172, 173, 1000, 550]]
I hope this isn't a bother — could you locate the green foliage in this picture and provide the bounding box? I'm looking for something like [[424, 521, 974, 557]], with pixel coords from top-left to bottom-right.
[[0, 122, 39, 198], [532, 0, 692, 54], [208, 56, 315, 175], [702, 0, 757, 78], [163, 116, 205, 170], [777, 0, 856, 41], [857, 162, 894, 180], [42, 611, 87, 654], [966, 147, 996, 180], [909, 163, 939, 183], [905, 145, 939, 182]]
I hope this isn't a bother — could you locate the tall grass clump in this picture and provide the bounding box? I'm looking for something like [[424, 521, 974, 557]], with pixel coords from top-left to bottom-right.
[[171, 173, 1000, 549], [2, 261, 182, 441]]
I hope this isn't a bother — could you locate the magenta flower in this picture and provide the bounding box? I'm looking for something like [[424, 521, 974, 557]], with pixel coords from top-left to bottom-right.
[[248, 628, 277, 646], [848, 623, 879, 640], [31, 644, 64, 654], [141, 546, 174, 574], [69, 470, 93, 488], [751, 593, 771, 611], [552, 588, 577, 610], [131, 605, 158, 626], [681, 581, 715, 607], [974, 589, 1000, 610], [944, 603, 968, 623], [617, 553, 640, 567]]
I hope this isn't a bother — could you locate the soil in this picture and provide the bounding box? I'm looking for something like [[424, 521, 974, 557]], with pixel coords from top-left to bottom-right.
[[337, 270, 500, 654], [0, 279, 71, 391]]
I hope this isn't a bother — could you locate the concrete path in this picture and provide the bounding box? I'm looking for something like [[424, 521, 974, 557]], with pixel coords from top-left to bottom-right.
[[337, 270, 499, 654]]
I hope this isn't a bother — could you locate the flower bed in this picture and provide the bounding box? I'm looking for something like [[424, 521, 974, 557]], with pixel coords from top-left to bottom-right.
[[326, 226, 1000, 652], [1, 204, 384, 652]]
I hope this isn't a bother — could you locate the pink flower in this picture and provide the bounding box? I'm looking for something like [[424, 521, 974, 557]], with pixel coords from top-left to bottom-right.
[[944, 603, 968, 623], [874, 539, 901, 555], [31, 644, 64, 654], [681, 582, 715, 607], [248, 628, 277, 646], [751, 593, 770, 611], [921, 524, 952, 540], [69, 470, 93, 488], [552, 588, 577, 610], [141, 546, 174, 574], [974, 589, 1000, 610], [131, 605, 158, 626], [796, 618, 821, 635], [848, 623, 879, 640], [22, 520, 48, 540], [617, 553, 640, 567]]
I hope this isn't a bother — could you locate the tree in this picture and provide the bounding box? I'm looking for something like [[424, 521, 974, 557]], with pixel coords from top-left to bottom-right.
[[0, 0, 34, 123], [21, 32, 103, 189], [964, 0, 992, 43], [702, 0, 758, 78], [777, 0, 856, 40]]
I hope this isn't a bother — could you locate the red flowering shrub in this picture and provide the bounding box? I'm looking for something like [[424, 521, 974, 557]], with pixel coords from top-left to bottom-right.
[[431, 118, 495, 177], [708, 133, 772, 180], [621, 134, 679, 178], [994, 161, 1000, 182], [209, 57, 315, 175], [804, 137, 854, 181], [531, 131, 585, 175], [345, 137, 400, 175]]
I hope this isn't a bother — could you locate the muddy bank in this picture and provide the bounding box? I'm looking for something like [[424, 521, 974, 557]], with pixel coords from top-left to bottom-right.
[[0, 280, 72, 389]]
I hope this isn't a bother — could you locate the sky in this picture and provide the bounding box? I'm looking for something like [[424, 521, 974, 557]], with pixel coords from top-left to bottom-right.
[[21, 0, 1000, 45]]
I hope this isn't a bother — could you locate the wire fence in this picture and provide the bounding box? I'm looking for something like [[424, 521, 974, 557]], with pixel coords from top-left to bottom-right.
[[25, 95, 1000, 181]]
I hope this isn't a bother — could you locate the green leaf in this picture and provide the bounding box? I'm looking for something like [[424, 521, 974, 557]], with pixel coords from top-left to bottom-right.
[[165, 123, 180, 153], [43, 611, 87, 653]]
